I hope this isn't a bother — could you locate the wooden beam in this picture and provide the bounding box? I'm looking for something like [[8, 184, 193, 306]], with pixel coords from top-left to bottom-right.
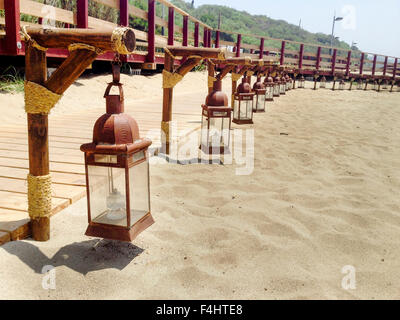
[[194, 22, 199, 47], [146, 0, 156, 64], [182, 15, 188, 46], [4, 0, 21, 55], [161, 54, 174, 154], [207, 29, 212, 48], [360, 52, 365, 75], [24, 27, 136, 53], [346, 50, 351, 76], [393, 58, 398, 79], [372, 54, 377, 76], [259, 38, 264, 60], [168, 7, 174, 46], [120, 0, 129, 26], [280, 41, 286, 65], [383, 56, 388, 76], [217, 65, 235, 80], [77, 0, 88, 28], [207, 60, 215, 93], [203, 27, 208, 48], [236, 34, 241, 57], [166, 46, 223, 59]]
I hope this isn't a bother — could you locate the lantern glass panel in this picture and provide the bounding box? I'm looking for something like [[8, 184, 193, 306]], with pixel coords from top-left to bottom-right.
[[280, 84, 285, 94], [273, 84, 280, 96], [265, 87, 273, 100], [88, 164, 127, 227], [201, 113, 230, 149], [128, 158, 150, 227], [239, 100, 253, 120], [255, 94, 265, 111]]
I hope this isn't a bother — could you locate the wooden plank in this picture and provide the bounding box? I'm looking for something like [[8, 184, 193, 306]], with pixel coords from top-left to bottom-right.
[[92, 0, 119, 9], [0, 0, 4, 10], [0, 208, 30, 241], [0, 190, 69, 214]]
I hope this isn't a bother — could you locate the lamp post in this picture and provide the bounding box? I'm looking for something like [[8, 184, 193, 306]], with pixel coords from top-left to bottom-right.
[[331, 13, 343, 53]]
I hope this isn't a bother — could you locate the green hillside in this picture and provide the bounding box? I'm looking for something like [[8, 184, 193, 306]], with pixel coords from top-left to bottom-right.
[[171, 0, 356, 53]]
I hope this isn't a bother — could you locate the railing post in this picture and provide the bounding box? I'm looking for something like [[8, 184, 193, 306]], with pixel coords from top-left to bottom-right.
[[215, 30, 220, 48], [146, 0, 156, 66], [360, 52, 365, 75], [280, 41, 286, 65], [316, 46, 321, 70], [393, 58, 398, 79], [331, 49, 337, 75], [182, 15, 188, 46], [77, 0, 88, 28], [208, 29, 212, 48], [259, 38, 264, 60], [372, 54, 377, 76], [299, 44, 304, 70], [120, 0, 129, 26], [168, 7, 175, 46], [203, 28, 208, 47], [194, 22, 199, 47], [383, 56, 388, 76], [346, 50, 352, 76], [236, 34, 242, 58], [4, 0, 21, 55]]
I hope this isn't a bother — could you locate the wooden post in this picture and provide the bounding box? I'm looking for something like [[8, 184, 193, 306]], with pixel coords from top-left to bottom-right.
[[119, 0, 129, 63], [26, 46, 49, 241], [168, 7, 175, 46], [215, 30, 220, 48], [194, 23, 199, 47], [146, 0, 156, 65], [203, 28, 208, 47], [393, 58, 398, 79], [280, 41, 286, 66], [360, 52, 365, 75], [372, 54, 377, 76], [4, 0, 21, 55], [259, 38, 264, 60], [299, 44, 304, 70], [331, 49, 337, 75], [208, 29, 212, 48], [182, 16, 188, 46], [77, 0, 88, 28], [162, 54, 174, 155], [346, 50, 352, 76], [383, 56, 388, 76], [236, 34, 241, 57], [316, 46, 321, 70], [208, 60, 215, 94]]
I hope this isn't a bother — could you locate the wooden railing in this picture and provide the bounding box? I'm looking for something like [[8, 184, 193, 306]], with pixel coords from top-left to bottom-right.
[[0, 0, 399, 78]]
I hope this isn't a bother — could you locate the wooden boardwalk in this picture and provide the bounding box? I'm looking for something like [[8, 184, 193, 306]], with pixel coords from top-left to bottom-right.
[[0, 92, 204, 244]]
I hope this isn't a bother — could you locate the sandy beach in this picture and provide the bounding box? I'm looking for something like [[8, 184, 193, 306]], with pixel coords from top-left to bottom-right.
[[1, 72, 400, 299]]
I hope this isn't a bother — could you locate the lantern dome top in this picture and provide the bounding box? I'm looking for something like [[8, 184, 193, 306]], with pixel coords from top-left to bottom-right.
[[274, 76, 281, 83], [265, 76, 274, 83], [237, 77, 253, 94], [205, 79, 228, 107], [253, 78, 265, 91]]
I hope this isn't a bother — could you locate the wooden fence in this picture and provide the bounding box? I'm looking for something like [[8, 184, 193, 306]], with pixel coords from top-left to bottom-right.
[[0, 0, 399, 79]]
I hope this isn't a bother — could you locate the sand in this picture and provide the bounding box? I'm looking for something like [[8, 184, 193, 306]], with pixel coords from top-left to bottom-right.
[[1, 74, 400, 299]]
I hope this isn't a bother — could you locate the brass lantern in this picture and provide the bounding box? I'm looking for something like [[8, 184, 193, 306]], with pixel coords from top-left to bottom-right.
[[320, 76, 327, 88], [279, 75, 286, 95], [273, 76, 281, 97], [285, 75, 291, 91], [200, 79, 231, 154], [298, 75, 305, 88], [264, 76, 274, 101], [80, 67, 154, 242], [253, 76, 266, 113], [339, 79, 345, 90], [233, 77, 255, 124]]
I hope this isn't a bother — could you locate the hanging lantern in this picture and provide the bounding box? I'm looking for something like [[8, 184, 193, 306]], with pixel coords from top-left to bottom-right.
[[273, 76, 281, 97], [279, 75, 286, 95], [284, 75, 290, 91], [252, 76, 266, 113], [264, 76, 274, 101], [373, 80, 378, 91], [320, 76, 327, 88], [298, 75, 305, 88], [233, 77, 255, 124], [357, 78, 363, 90], [339, 79, 345, 90], [382, 80, 388, 90], [80, 66, 154, 242], [200, 79, 231, 154]]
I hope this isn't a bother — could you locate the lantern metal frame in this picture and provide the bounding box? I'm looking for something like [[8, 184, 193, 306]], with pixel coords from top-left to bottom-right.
[[298, 76, 305, 89], [264, 76, 274, 101], [279, 76, 286, 95], [253, 77, 266, 113], [233, 77, 255, 124], [320, 76, 327, 89], [273, 76, 281, 97], [339, 79, 345, 90]]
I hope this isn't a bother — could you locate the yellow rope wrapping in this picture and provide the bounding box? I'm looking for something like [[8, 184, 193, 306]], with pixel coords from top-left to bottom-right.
[[161, 121, 170, 141], [231, 73, 242, 82], [244, 57, 252, 65], [111, 27, 132, 54], [218, 48, 226, 60], [68, 43, 104, 55], [27, 174, 52, 219], [208, 76, 216, 88], [247, 70, 255, 77], [162, 70, 183, 89], [24, 81, 62, 114], [21, 26, 48, 52]]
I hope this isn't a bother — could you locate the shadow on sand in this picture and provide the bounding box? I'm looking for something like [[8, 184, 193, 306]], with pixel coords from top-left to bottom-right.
[[1, 239, 144, 275]]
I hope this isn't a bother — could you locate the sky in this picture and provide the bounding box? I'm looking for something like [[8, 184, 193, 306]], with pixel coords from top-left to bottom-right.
[[192, 0, 400, 58]]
